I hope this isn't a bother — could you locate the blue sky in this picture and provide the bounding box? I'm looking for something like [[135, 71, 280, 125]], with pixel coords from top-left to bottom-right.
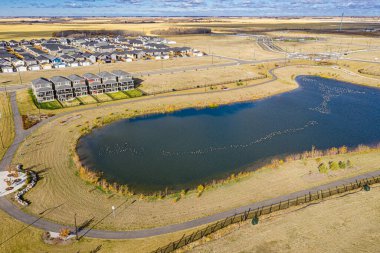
[[2, 0, 380, 16]]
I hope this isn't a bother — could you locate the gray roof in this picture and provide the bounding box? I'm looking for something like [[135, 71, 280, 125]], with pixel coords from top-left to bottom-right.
[[111, 69, 132, 77], [67, 74, 85, 82], [50, 76, 70, 83], [83, 73, 100, 79], [98, 71, 116, 79], [31, 78, 52, 87]]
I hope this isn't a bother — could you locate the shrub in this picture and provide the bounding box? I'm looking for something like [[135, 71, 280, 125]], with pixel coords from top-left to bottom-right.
[[59, 228, 71, 238], [329, 161, 339, 171], [318, 163, 328, 174], [338, 161, 346, 169], [347, 160, 353, 168], [197, 184, 205, 197]]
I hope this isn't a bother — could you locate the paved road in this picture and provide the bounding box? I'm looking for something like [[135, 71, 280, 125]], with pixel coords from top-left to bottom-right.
[[0, 66, 379, 240]]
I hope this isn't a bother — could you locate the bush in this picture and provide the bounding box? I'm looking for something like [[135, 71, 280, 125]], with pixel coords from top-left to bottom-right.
[[347, 160, 353, 168], [338, 161, 346, 169], [318, 163, 328, 174], [197, 184, 205, 197], [329, 161, 339, 171]]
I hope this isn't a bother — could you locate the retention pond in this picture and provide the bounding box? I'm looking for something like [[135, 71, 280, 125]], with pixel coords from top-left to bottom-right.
[[77, 76, 380, 193]]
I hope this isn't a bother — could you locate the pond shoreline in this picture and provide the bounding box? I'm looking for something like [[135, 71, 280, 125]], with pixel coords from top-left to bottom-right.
[[73, 75, 380, 196]]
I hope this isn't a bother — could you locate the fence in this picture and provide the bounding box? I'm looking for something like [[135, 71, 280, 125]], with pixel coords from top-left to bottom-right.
[[152, 176, 380, 253], [144, 75, 268, 96]]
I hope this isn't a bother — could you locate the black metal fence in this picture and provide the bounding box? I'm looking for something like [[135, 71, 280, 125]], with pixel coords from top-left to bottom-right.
[[152, 176, 380, 253], [144, 75, 268, 96]]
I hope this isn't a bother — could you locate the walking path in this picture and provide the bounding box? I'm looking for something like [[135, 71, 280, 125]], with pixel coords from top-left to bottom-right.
[[0, 68, 379, 240]]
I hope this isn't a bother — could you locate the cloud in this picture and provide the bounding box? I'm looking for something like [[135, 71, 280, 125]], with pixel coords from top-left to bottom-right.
[[4, 0, 380, 16]]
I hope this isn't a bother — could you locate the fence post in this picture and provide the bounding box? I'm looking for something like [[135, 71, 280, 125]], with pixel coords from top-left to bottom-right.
[[174, 234, 185, 250]]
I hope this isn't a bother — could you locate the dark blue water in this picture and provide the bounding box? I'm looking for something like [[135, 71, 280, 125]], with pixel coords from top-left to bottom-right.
[[77, 76, 380, 193]]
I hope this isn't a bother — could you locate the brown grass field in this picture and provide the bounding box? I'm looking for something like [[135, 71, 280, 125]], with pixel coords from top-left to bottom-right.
[[186, 184, 380, 253], [0, 92, 14, 160]]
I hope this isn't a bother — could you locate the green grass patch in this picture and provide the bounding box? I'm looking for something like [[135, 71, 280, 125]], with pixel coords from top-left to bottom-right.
[[124, 89, 143, 98], [108, 91, 129, 100], [28, 89, 62, 110]]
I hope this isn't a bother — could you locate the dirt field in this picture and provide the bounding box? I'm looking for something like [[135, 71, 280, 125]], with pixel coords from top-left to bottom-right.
[[9, 63, 380, 231], [0, 92, 14, 160], [186, 184, 380, 253]]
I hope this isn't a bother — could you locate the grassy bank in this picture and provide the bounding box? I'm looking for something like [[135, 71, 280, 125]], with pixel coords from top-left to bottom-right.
[[0, 92, 14, 160]]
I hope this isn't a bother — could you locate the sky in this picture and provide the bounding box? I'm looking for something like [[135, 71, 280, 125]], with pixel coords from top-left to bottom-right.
[[2, 0, 380, 17]]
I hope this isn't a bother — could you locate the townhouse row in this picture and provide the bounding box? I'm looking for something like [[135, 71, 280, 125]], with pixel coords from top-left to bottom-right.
[[31, 70, 134, 103]]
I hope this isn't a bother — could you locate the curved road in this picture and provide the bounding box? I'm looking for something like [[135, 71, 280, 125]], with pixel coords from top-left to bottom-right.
[[0, 68, 379, 240]]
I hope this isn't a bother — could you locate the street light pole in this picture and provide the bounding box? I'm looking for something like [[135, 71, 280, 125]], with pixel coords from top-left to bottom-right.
[[74, 213, 78, 240], [0, 131, 4, 149], [18, 71, 22, 86]]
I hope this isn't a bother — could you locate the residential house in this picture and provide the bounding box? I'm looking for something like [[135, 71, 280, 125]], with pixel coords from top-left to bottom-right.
[[10, 57, 25, 67], [83, 73, 104, 94], [98, 71, 118, 93], [35, 55, 50, 64], [97, 45, 115, 53], [14, 65, 27, 72], [50, 76, 74, 101], [67, 74, 88, 97], [28, 64, 41, 71], [1, 65, 13, 73], [111, 70, 134, 91], [31, 78, 55, 102]]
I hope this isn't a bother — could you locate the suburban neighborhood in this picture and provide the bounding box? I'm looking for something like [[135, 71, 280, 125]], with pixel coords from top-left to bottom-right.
[[0, 36, 202, 73]]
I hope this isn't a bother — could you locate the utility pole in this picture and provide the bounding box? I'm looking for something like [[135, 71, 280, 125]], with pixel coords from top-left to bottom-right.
[[74, 213, 78, 240], [0, 113, 5, 149], [339, 12, 344, 32], [18, 71, 23, 85], [0, 130, 4, 149]]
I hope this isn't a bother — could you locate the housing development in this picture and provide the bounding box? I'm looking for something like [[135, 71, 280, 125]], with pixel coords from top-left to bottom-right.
[[32, 70, 134, 102], [0, 4, 380, 253], [0, 36, 200, 73]]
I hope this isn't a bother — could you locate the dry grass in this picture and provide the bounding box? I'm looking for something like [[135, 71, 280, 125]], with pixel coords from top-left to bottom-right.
[[186, 184, 380, 253], [269, 32, 380, 54], [10, 69, 380, 230], [140, 64, 263, 93], [166, 34, 281, 60], [0, 92, 14, 160]]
